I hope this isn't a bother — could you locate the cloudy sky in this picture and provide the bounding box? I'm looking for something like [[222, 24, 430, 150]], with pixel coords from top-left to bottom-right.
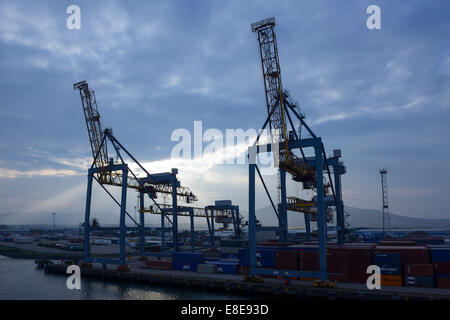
[[0, 0, 449, 227]]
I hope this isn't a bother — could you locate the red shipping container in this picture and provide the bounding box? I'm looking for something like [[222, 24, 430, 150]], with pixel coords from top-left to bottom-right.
[[404, 264, 434, 277], [436, 277, 450, 289], [348, 272, 369, 283], [275, 250, 298, 270], [145, 259, 172, 270], [298, 250, 319, 271], [379, 240, 417, 246], [328, 273, 348, 282], [327, 250, 348, 273], [327, 245, 372, 274], [240, 266, 250, 274], [433, 262, 450, 275]]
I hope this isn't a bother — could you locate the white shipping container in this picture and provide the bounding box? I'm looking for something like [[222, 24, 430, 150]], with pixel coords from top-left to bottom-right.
[[91, 239, 112, 245]]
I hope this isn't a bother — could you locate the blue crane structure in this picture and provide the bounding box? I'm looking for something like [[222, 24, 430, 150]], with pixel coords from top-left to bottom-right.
[[141, 201, 244, 252], [74, 81, 198, 266], [248, 18, 346, 281], [74, 81, 244, 265]]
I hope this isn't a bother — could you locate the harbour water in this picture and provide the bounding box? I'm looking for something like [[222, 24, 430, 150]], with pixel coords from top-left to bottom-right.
[[0, 255, 253, 300]]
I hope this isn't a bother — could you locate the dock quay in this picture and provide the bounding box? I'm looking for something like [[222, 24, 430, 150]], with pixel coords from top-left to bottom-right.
[[41, 261, 450, 300]]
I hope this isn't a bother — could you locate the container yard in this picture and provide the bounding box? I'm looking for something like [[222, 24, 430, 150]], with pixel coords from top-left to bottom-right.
[[0, 1, 449, 309]]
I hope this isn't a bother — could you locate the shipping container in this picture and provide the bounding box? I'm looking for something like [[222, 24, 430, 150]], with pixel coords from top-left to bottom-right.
[[221, 253, 238, 259], [430, 248, 450, 262], [145, 259, 172, 270], [404, 275, 434, 288], [275, 250, 298, 270], [415, 238, 445, 245], [433, 261, 450, 275], [348, 272, 369, 283], [375, 246, 430, 264], [379, 240, 417, 246], [239, 266, 250, 274], [197, 264, 217, 274], [298, 250, 319, 271], [205, 261, 238, 274], [380, 274, 402, 287], [238, 247, 276, 268], [172, 252, 205, 271], [404, 264, 434, 277], [436, 276, 450, 289], [374, 252, 401, 265]]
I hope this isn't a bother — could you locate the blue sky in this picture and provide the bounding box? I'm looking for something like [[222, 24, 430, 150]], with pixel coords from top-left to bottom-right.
[[0, 0, 449, 226]]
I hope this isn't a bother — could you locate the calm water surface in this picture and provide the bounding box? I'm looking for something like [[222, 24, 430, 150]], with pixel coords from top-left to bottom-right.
[[0, 255, 256, 300]]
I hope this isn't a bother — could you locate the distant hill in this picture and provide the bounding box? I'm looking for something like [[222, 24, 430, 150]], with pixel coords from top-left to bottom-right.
[[345, 206, 450, 229], [251, 205, 450, 230]]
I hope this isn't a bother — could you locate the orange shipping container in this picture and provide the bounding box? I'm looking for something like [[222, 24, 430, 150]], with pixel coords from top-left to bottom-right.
[[381, 274, 402, 287]]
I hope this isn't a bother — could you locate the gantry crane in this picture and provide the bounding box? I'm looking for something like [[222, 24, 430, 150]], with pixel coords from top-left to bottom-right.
[[74, 80, 198, 265], [248, 17, 346, 281]]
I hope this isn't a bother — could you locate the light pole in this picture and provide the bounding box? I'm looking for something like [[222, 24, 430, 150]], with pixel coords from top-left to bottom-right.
[[52, 212, 56, 233]]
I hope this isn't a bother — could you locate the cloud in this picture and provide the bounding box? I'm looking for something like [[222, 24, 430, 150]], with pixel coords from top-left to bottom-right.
[[0, 167, 82, 179], [0, 0, 449, 223]]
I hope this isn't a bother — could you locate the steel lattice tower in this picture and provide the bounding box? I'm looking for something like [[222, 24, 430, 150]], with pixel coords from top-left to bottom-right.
[[251, 17, 289, 167], [380, 169, 391, 234]]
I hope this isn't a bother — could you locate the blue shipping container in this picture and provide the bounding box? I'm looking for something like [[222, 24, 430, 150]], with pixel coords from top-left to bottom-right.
[[172, 252, 204, 271], [374, 252, 401, 265], [238, 248, 276, 267], [379, 264, 402, 275], [431, 248, 450, 262]]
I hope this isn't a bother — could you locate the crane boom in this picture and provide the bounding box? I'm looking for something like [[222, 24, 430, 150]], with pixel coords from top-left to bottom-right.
[[74, 81, 109, 182], [251, 18, 319, 189], [251, 17, 290, 166]]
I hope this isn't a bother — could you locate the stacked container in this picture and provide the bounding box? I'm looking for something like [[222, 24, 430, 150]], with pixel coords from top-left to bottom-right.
[[404, 264, 434, 287], [275, 250, 298, 270], [330, 245, 374, 283], [373, 252, 402, 286], [205, 261, 239, 274], [430, 247, 450, 289], [375, 246, 430, 264], [326, 249, 348, 282], [379, 240, 417, 246], [238, 247, 276, 268], [172, 252, 204, 271], [197, 264, 217, 274], [145, 258, 172, 270]]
